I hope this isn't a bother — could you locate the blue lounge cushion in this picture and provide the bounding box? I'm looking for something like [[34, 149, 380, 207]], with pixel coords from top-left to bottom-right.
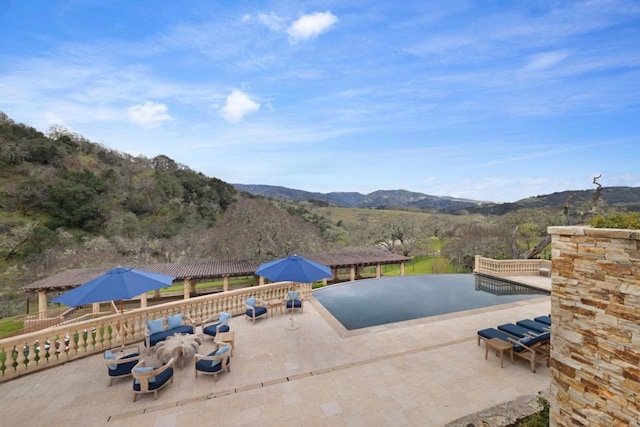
[[498, 323, 537, 338], [477, 328, 514, 343], [167, 314, 183, 329], [132, 366, 155, 384], [534, 315, 552, 326], [133, 367, 173, 391], [147, 318, 164, 335], [219, 312, 231, 322], [516, 319, 549, 334], [246, 297, 256, 307], [513, 332, 551, 352]]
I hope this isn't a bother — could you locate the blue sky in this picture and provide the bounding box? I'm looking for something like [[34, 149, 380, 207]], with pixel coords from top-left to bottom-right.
[[1, 1, 639, 202]]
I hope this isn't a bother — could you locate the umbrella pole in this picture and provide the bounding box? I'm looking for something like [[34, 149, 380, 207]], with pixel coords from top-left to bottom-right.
[[285, 282, 300, 330], [119, 300, 125, 348]]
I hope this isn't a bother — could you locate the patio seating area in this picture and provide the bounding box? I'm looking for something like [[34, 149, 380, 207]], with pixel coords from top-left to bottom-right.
[[1, 292, 551, 426]]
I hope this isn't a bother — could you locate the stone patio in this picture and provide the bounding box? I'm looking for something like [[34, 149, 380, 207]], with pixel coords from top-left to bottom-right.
[[1, 293, 551, 426]]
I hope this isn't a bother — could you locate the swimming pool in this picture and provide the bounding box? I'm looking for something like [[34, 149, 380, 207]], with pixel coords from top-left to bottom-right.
[[313, 274, 548, 330]]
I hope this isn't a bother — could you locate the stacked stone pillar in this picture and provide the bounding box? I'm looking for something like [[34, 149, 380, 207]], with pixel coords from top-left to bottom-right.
[[548, 226, 639, 426]]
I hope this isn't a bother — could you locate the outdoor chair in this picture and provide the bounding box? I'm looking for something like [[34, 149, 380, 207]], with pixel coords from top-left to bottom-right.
[[284, 290, 304, 314], [245, 297, 268, 323], [103, 344, 142, 386], [194, 341, 232, 381], [202, 312, 231, 339], [145, 312, 195, 347], [132, 357, 175, 402]]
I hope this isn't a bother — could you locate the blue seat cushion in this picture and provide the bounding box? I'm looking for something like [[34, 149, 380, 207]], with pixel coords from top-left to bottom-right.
[[246, 306, 267, 318], [286, 299, 302, 308], [203, 323, 230, 337], [516, 319, 549, 334], [108, 353, 140, 376], [148, 325, 194, 347], [132, 367, 173, 391], [195, 350, 230, 373], [534, 315, 551, 326], [498, 323, 536, 338]]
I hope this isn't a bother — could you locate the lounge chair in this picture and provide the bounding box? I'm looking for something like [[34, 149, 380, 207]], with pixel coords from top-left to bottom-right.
[[103, 344, 142, 386], [497, 323, 540, 338], [477, 328, 551, 373], [534, 315, 551, 326], [194, 342, 232, 381], [202, 312, 231, 340], [132, 357, 175, 402], [245, 297, 268, 323], [516, 319, 551, 334]]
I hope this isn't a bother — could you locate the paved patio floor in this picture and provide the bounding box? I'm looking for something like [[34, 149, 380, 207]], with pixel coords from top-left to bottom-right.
[[1, 290, 551, 426]]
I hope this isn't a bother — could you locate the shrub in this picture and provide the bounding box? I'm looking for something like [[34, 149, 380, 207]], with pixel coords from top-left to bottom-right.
[[589, 212, 640, 229]]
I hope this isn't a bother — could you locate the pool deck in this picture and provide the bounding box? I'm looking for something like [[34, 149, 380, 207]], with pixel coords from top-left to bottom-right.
[[1, 276, 552, 426]]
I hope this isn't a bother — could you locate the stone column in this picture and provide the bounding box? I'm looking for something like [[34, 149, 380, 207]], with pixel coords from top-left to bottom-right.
[[548, 226, 640, 426], [140, 293, 147, 308], [376, 264, 381, 278], [349, 266, 356, 281], [400, 262, 405, 276], [38, 290, 48, 320], [223, 276, 229, 292], [183, 278, 191, 299]]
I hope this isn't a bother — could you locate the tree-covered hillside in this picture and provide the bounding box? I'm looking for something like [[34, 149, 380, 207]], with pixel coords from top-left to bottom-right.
[[0, 113, 327, 293]]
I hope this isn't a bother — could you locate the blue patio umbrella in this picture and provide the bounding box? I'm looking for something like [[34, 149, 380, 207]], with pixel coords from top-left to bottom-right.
[[52, 267, 175, 307], [255, 255, 332, 284], [52, 267, 175, 344], [255, 255, 332, 329]]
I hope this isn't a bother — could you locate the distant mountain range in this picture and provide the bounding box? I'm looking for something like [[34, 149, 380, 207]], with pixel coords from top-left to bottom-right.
[[233, 184, 640, 214]]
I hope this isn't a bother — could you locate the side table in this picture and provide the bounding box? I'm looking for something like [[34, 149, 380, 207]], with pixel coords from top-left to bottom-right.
[[217, 331, 235, 356], [267, 299, 284, 317], [485, 338, 513, 368]]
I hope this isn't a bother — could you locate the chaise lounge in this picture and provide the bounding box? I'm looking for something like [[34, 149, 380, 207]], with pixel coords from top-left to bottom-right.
[[477, 325, 551, 373]]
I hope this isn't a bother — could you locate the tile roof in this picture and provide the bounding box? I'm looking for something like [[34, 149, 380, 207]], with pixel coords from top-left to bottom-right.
[[21, 249, 411, 292]]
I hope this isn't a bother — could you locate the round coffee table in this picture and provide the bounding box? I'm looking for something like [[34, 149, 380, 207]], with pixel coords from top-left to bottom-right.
[[155, 333, 203, 368]]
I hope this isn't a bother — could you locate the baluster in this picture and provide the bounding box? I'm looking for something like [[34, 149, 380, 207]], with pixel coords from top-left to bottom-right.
[[91, 327, 97, 349], [11, 345, 19, 372], [82, 329, 88, 351], [44, 338, 51, 363], [34, 340, 40, 365], [0, 348, 6, 375]]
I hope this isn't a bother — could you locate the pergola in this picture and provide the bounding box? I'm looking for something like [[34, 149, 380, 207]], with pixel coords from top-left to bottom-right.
[[22, 248, 411, 318]]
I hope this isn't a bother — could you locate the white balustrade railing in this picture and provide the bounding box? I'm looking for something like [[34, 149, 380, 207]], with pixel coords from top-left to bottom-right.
[[474, 255, 551, 276], [0, 281, 302, 383]]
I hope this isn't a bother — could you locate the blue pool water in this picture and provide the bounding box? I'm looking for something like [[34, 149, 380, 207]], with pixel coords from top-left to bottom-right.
[[313, 274, 548, 330]]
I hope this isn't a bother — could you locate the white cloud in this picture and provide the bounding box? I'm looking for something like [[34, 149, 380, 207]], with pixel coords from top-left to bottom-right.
[[522, 50, 568, 72], [127, 102, 172, 128], [287, 12, 338, 44], [221, 89, 260, 123], [258, 12, 286, 31]]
